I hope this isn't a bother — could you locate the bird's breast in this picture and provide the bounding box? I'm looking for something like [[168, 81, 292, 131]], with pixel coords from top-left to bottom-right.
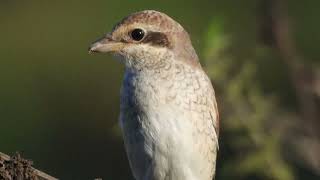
[[119, 63, 218, 180]]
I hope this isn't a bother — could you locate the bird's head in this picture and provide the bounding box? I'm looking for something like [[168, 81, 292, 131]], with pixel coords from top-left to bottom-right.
[[89, 10, 199, 69]]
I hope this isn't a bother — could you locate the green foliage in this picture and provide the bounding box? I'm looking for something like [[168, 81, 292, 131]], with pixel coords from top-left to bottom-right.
[[204, 20, 295, 180]]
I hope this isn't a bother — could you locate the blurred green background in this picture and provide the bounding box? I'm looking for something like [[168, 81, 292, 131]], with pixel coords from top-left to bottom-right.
[[0, 0, 319, 179]]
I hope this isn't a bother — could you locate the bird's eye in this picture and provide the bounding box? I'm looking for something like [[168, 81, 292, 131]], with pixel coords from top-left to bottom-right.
[[130, 28, 145, 41]]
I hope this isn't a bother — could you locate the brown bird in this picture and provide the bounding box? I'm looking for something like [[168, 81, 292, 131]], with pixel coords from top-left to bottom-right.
[[89, 10, 219, 180]]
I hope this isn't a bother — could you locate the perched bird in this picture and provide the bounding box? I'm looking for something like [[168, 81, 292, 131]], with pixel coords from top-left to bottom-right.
[[89, 10, 219, 180]]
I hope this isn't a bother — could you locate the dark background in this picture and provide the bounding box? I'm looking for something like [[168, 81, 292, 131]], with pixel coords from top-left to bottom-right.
[[0, 0, 319, 179]]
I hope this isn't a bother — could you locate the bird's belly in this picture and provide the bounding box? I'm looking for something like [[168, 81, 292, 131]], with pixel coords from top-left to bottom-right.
[[120, 105, 213, 180], [119, 71, 216, 180]]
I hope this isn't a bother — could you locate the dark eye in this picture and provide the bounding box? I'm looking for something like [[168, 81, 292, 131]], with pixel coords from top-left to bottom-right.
[[130, 28, 145, 41]]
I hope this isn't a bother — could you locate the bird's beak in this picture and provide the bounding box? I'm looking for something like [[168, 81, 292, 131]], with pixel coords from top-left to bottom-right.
[[88, 34, 124, 54]]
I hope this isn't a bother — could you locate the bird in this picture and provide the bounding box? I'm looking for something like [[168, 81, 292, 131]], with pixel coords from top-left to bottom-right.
[[89, 10, 219, 180]]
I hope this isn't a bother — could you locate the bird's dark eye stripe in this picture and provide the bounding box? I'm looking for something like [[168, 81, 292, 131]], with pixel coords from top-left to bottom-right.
[[142, 31, 171, 48]]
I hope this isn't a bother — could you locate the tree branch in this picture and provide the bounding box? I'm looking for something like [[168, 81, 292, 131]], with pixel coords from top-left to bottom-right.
[[0, 152, 58, 180]]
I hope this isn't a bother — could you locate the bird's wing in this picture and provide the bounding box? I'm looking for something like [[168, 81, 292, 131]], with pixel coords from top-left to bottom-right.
[[170, 65, 219, 179], [179, 67, 219, 147], [168, 64, 219, 149], [195, 69, 219, 149]]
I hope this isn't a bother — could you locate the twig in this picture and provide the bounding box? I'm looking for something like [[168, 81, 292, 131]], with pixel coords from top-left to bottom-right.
[[0, 152, 58, 180]]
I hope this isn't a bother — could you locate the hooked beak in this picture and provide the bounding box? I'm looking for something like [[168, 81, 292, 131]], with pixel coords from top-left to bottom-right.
[[88, 34, 124, 54]]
